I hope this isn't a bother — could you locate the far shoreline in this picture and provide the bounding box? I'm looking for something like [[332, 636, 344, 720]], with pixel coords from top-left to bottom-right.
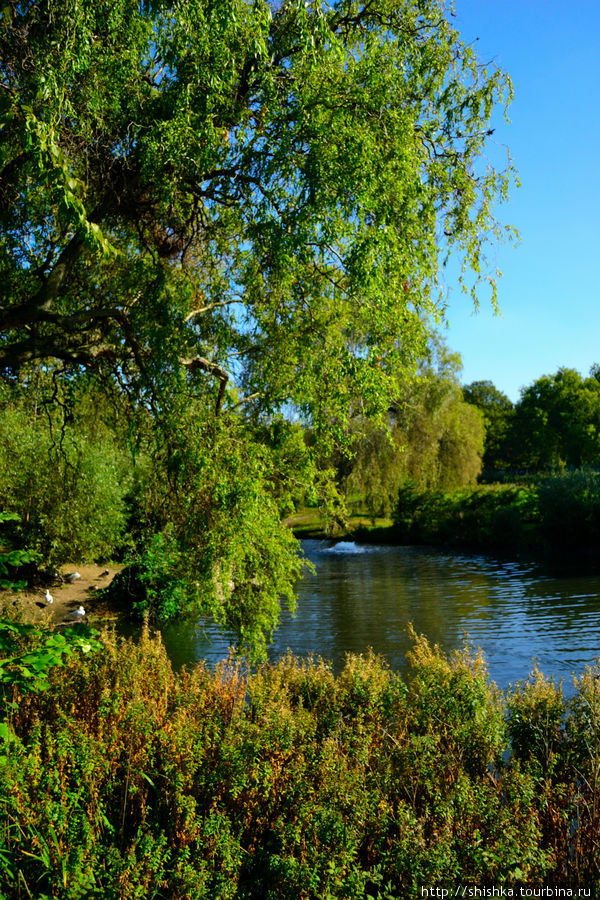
[[290, 514, 600, 575]]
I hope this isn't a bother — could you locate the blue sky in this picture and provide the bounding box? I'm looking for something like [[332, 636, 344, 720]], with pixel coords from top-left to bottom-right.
[[440, 0, 600, 401]]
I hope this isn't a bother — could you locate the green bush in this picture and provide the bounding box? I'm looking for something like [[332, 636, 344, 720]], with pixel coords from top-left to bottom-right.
[[394, 482, 538, 549], [394, 471, 600, 554], [536, 469, 600, 549], [0, 512, 40, 590], [106, 525, 193, 621], [7, 628, 600, 897], [0, 406, 134, 563]]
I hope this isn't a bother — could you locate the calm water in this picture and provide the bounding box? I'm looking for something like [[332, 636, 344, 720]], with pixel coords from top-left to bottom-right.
[[160, 540, 600, 693]]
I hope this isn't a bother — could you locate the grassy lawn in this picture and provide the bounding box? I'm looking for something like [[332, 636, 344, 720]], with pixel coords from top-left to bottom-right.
[[285, 509, 394, 538]]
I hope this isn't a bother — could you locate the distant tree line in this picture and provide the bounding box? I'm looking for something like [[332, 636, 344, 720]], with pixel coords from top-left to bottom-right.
[[464, 365, 600, 476], [333, 338, 485, 520], [335, 355, 600, 523]]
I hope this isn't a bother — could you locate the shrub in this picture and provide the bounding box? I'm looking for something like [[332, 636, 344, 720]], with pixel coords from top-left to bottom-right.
[[105, 525, 193, 621], [537, 470, 600, 549], [394, 472, 600, 555], [5, 629, 588, 898], [0, 407, 134, 563], [394, 483, 539, 551]]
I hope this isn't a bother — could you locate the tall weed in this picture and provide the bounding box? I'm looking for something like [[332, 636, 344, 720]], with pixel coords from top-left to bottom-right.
[[1, 629, 599, 897]]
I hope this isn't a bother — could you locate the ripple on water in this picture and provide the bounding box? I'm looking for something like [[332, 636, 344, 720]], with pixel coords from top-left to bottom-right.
[[157, 541, 600, 695]]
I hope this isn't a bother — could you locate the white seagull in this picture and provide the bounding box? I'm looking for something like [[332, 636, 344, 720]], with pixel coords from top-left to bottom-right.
[[72, 605, 86, 617], [44, 590, 53, 604], [65, 572, 81, 583]]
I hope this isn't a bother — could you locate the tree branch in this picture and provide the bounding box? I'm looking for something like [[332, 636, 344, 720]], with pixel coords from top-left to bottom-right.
[[0, 335, 122, 369], [184, 299, 239, 321], [182, 356, 230, 413], [0, 197, 110, 332], [234, 392, 261, 408]]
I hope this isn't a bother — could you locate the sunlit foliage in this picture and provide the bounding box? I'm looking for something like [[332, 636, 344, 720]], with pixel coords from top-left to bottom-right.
[[2, 628, 599, 896], [0, 0, 515, 649]]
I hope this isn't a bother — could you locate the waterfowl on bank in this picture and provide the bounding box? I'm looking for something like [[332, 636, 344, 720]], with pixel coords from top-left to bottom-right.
[[44, 590, 53, 604]]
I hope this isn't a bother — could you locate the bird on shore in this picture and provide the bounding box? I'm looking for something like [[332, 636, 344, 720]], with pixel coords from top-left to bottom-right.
[[44, 589, 53, 604], [72, 605, 86, 617], [64, 572, 81, 583]]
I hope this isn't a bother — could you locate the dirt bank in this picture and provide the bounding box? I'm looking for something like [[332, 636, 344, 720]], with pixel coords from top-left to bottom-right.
[[3, 565, 121, 625]]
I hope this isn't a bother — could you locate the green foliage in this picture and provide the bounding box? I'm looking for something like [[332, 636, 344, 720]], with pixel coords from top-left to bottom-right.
[[0, 525, 102, 725], [0, 610, 102, 845], [397, 366, 600, 555], [462, 367, 600, 478], [341, 338, 485, 519], [395, 470, 600, 554], [394, 482, 539, 549], [512, 368, 600, 471], [394, 342, 485, 493], [536, 469, 600, 549], [0, 620, 101, 698], [506, 664, 600, 885], [0, 401, 134, 563], [0, 0, 516, 416], [463, 379, 515, 474], [341, 419, 406, 520], [0, 511, 40, 589], [0, 0, 517, 655], [6, 628, 600, 894], [97, 410, 307, 657], [507, 668, 567, 780], [8, 628, 594, 898], [118, 526, 192, 622], [471, 367, 600, 475]]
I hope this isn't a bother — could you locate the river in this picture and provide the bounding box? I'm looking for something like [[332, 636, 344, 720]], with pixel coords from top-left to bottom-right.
[[159, 539, 600, 693]]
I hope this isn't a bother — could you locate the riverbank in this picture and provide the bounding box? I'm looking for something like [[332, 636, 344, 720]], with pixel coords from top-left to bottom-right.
[[1, 564, 121, 625], [3, 626, 599, 896], [287, 511, 396, 541], [292, 472, 600, 565]]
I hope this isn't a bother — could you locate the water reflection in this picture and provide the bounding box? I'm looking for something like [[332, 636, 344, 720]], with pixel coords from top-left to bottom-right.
[[159, 539, 600, 694]]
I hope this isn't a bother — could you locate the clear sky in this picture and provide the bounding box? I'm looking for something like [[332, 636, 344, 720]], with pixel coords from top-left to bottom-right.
[[440, 0, 600, 401]]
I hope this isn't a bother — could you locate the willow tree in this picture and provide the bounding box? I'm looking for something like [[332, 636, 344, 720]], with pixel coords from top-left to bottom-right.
[[342, 339, 485, 517], [0, 0, 515, 651]]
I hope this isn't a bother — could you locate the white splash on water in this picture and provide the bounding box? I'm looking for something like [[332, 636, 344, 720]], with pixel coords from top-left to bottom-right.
[[322, 541, 366, 555]]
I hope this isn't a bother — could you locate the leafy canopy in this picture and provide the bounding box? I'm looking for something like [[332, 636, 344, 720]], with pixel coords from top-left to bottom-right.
[[1, 0, 514, 414], [463, 379, 514, 474], [0, 0, 516, 651], [341, 337, 485, 518], [514, 368, 600, 472]]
